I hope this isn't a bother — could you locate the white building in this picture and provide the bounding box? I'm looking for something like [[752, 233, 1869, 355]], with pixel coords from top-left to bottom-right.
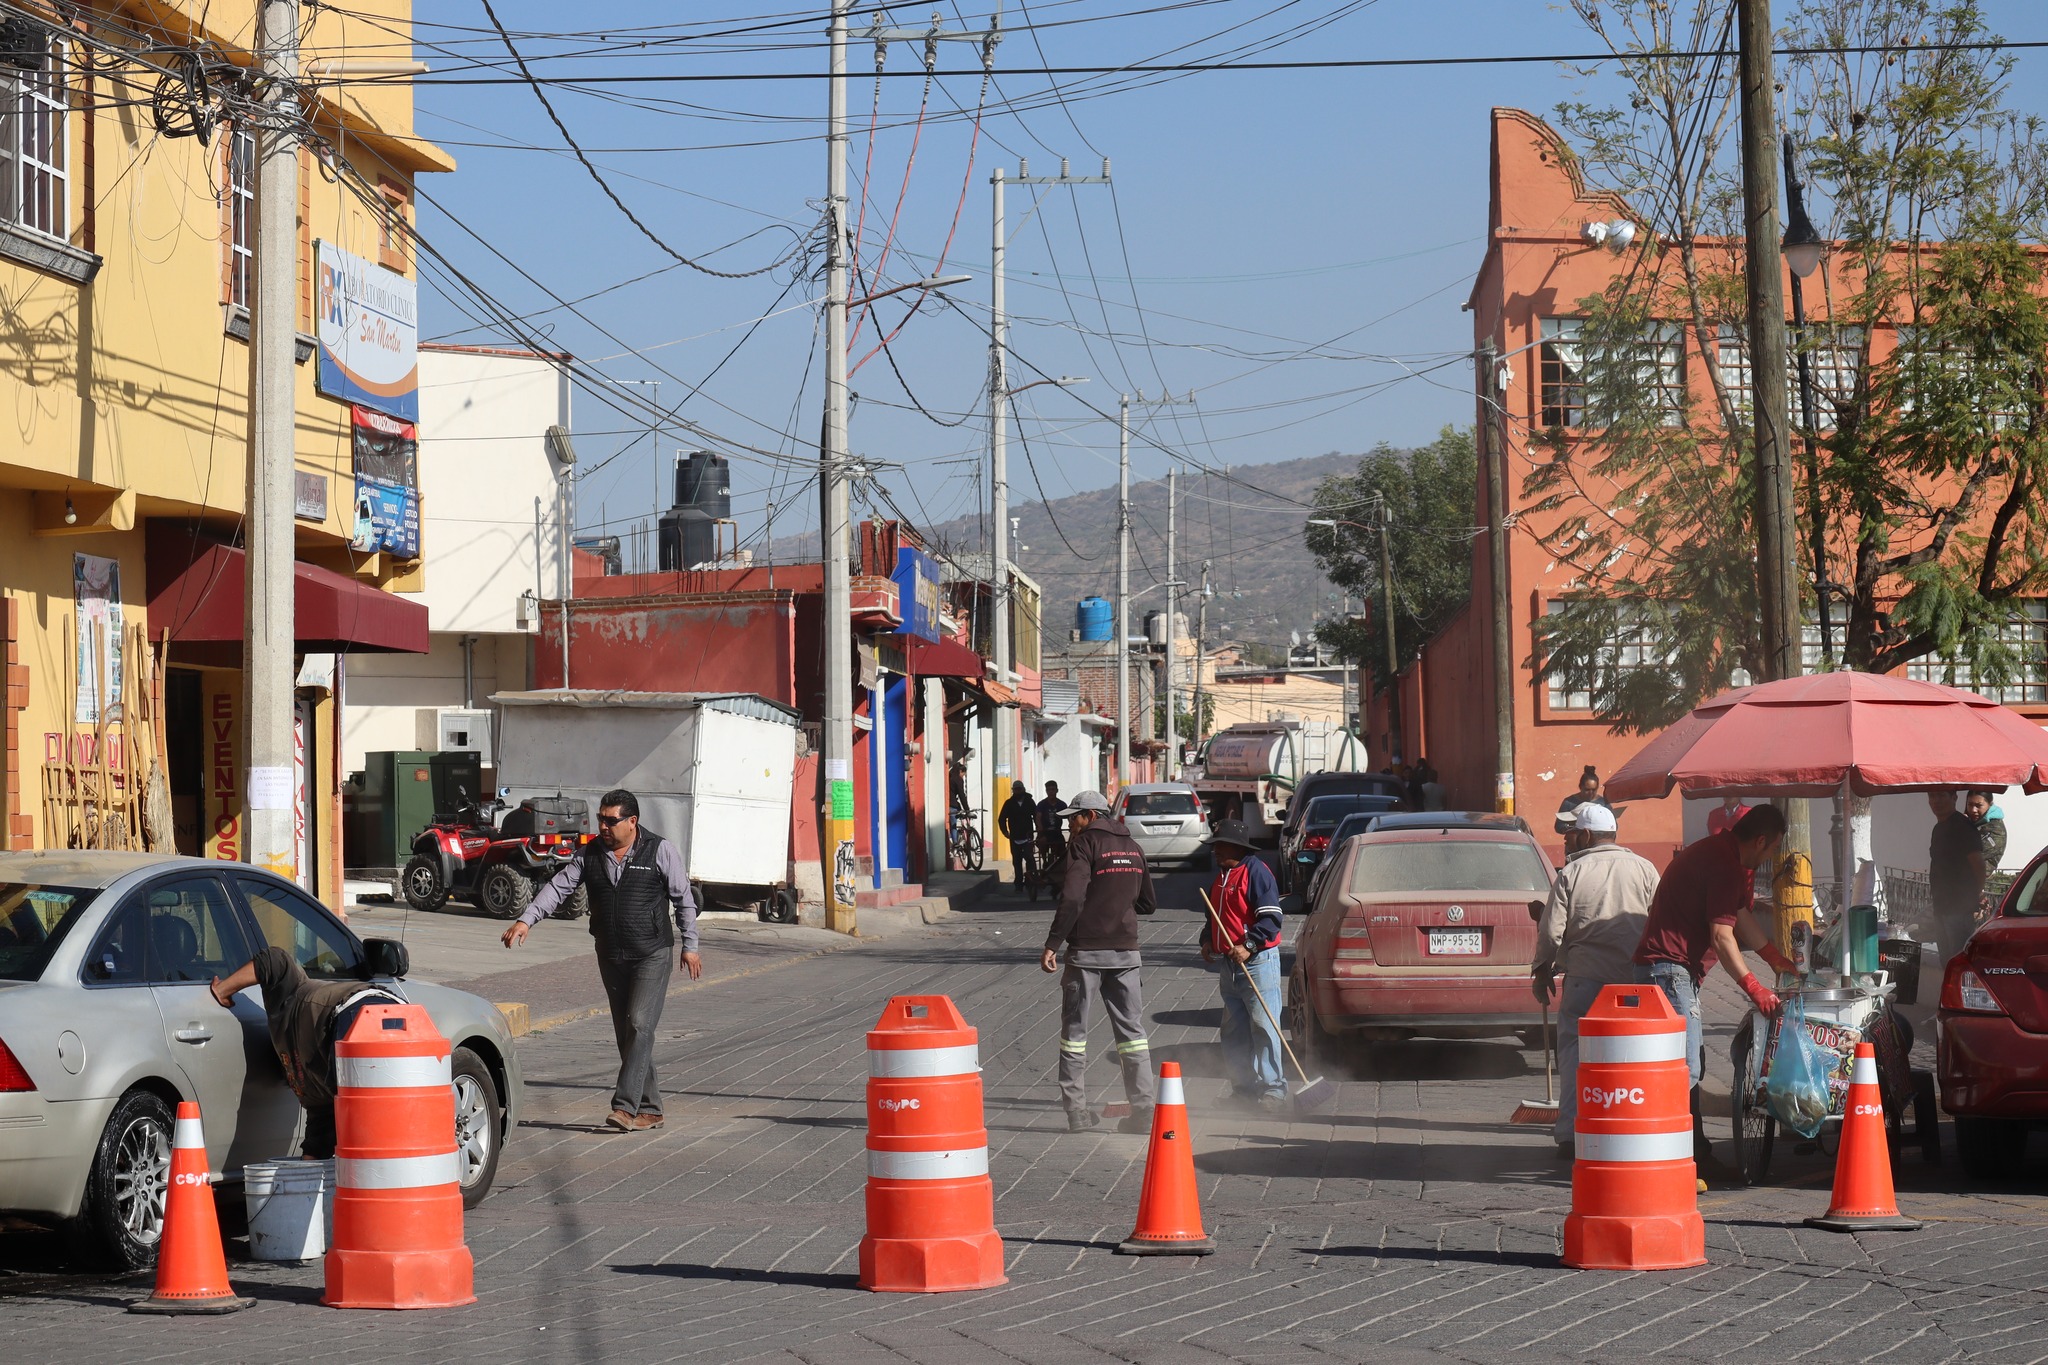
[[340, 344, 573, 779]]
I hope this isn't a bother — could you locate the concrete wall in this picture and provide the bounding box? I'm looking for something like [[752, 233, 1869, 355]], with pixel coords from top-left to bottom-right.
[[340, 632, 528, 775]]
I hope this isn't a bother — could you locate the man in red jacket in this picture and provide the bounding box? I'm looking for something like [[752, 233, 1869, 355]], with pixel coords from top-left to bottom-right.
[[1206, 819, 1288, 1112], [1041, 790, 1158, 1133]]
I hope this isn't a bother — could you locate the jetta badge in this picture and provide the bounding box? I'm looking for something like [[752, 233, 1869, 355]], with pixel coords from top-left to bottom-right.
[[1447, 905, 1465, 922]]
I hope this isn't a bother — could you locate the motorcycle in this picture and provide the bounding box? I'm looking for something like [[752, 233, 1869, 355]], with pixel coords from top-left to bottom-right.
[[401, 789, 592, 920]]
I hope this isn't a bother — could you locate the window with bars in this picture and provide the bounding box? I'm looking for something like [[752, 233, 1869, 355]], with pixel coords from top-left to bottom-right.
[[1905, 602, 2048, 705], [1539, 318, 1684, 429], [227, 128, 254, 308], [1542, 602, 1670, 711], [0, 41, 68, 240], [1800, 616, 1847, 672], [1715, 323, 1864, 432], [1893, 325, 2027, 431]]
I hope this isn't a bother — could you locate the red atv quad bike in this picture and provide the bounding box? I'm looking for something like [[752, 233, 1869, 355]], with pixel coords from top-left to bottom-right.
[[402, 790, 592, 920]]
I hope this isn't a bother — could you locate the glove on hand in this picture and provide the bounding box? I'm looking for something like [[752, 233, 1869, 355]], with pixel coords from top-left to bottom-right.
[[1758, 942, 1797, 976], [1739, 971, 1783, 1018]]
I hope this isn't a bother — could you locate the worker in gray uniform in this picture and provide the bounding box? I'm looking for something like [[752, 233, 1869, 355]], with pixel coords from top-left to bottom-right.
[[1039, 790, 1158, 1134]]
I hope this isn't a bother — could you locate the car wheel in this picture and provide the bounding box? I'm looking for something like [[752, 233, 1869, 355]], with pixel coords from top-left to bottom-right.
[[1729, 1023, 1776, 1186], [477, 865, 534, 920], [765, 886, 800, 924], [401, 856, 450, 913], [1287, 970, 1340, 1077], [557, 883, 589, 922], [1956, 1115, 2028, 1181], [451, 1048, 503, 1209], [71, 1088, 174, 1271]]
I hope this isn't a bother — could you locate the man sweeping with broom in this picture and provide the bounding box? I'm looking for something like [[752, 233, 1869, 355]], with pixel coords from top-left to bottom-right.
[[1531, 803, 1658, 1156], [1203, 821, 1290, 1113]]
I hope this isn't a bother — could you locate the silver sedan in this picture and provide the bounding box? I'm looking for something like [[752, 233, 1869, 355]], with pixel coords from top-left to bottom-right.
[[1112, 782, 1211, 869], [0, 851, 523, 1269]]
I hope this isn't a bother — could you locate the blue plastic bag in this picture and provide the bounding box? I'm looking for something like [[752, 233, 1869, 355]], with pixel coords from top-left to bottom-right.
[[1764, 996, 1832, 1139]]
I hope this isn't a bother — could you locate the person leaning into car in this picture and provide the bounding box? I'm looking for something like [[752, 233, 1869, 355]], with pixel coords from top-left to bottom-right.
[[209, 948, 405, 1160], [1532, 803, 1658, 1157], [502, 788, 700, 1133]]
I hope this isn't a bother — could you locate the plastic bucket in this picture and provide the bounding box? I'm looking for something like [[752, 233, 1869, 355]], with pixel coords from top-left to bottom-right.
[[243, 1159, 334, 1261]]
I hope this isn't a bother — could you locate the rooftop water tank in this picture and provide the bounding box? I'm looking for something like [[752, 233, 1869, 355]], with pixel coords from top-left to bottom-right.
[[1076, 596, 1113, 642]]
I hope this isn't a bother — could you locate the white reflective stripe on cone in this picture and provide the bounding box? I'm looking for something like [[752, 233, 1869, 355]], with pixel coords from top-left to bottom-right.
[[1157, 1075, 1185, 1107], [336, 1054, 452, 1090], [1852, 1053, 1879, 1086], [867, 1043, 980, 1078], [1575, 1129, 1693, 1163], [866, 1146, 990, 1180], [173, 1115, 205, 1149], [1580, 1031, 1687, 1065], [336, 1150, 462, 1190]]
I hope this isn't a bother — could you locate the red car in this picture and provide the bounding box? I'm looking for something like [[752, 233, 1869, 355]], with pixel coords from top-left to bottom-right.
[[1938, 848, 2048, 1178], [1287, 818, 1555, 1063]]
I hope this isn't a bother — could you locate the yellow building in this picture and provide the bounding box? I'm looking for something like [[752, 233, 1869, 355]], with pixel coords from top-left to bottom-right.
[[0, 2, 449, 905]]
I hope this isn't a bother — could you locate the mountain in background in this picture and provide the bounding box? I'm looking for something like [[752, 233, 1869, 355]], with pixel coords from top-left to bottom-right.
[[780, 450, 1370, 654]]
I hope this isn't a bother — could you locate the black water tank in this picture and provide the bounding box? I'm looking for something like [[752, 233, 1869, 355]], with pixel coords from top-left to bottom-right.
[[658, 451, 731, 569]]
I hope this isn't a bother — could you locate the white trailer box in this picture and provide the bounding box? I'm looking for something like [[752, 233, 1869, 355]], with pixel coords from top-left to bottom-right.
[[491, 690, 800, 912]]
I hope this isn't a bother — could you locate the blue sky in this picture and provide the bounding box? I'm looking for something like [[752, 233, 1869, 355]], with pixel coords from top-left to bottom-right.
[[402, 2, 2048, 560]]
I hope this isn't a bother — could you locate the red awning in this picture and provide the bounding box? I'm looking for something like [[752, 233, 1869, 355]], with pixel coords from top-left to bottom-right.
[[148, 540, 429, 653], [904, 634, 986, 678]]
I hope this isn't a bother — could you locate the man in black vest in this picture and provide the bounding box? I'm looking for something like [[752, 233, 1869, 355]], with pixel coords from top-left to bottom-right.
[[503, 788, 700, 1132]]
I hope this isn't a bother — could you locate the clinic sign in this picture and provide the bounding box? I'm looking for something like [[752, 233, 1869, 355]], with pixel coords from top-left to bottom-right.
[[315, 240, 419, 423], [891, 547, 942, 642]]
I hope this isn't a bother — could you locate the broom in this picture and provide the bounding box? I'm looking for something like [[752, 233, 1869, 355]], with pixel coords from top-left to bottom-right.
[[1199, 887, 1336, 1112], [1509, 994, 1561, 1125]]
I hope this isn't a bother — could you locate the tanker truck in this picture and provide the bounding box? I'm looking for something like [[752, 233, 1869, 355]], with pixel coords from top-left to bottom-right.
[[1189, 719, 1374, 844]]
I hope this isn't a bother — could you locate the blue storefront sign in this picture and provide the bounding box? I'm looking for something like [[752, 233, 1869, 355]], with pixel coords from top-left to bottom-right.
[[892, 547, 941, 642]]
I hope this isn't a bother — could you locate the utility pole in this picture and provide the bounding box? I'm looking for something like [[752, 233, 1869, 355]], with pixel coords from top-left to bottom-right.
[[1479, 341, 1516, 814], [1116, 393, 1131, 788], [246, 0, 299, 883], [820, 0, 856, 934], [1738, 0, 1811, 866], [991, 157, 1107, 804], [1163, 466, 1178, 775], [1192, 559, 1211, 762], [1376, 504, 1402, 767]]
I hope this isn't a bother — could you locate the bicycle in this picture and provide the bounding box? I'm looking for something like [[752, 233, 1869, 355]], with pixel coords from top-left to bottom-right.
[[948, 806, 984, 872], [1021, 842, 1067, 902]]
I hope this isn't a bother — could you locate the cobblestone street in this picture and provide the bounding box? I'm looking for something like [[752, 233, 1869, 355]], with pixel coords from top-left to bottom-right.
[[6, 879, 2045, 1364]]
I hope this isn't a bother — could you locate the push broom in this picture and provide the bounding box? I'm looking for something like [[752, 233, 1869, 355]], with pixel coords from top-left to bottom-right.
[[1199, 887, 1336, 1112], [1510, 995, 1560, 1126]]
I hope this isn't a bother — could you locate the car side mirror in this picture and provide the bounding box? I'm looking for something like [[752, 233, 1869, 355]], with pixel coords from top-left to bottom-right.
[[1527, 899, 1545, 923], [362, 937, 410, 980]]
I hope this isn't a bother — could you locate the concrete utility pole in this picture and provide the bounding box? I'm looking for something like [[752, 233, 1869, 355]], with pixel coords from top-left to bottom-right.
[[1163, 466, 1178, 774], [1376, 503, 1402, 766], [1192, 559, 1211, 762], [1738, 0, 1811, 866], [990, 157, 1106, 800], [1116, 393, 1131, 788], [820, 0, 856, 934], [1479, 341, 1516, 814], [245, 0, 299, 882]]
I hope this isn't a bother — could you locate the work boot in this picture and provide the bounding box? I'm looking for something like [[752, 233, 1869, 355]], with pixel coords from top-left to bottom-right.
[[1066, 1107, 1100, 1133], [1116, 1105, 1154, 1135], [1251, 1092, 1291, 1116]]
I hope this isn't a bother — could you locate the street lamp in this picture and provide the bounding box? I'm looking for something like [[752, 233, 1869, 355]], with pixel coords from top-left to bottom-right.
[[1782, 134, 1830, 669], [850, 273, 971, 308], [1007, 375, 1088, 399]]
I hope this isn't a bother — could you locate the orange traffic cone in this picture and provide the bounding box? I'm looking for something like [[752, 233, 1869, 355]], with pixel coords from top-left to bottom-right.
[[129, 1102, 253, 1315], [1805, 1042, 1923, 1233], [1116, 1062, 1215, 1256]]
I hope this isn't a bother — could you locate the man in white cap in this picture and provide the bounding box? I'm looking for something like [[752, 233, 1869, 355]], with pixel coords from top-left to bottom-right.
[[1532, 800, 1659, 1155], [1040, 790, 1159, 1133]]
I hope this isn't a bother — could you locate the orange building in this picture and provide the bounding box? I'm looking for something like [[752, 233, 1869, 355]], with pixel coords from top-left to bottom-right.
[[1377, 107, 2048, 868]]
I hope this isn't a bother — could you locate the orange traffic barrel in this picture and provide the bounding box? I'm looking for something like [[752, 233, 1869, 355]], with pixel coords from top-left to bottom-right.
[[1562, 983, 1705, 1270], [128, 1102, 253, 1315], [857, 995, 1007, 1293], [324, 1004, 476, 1309]]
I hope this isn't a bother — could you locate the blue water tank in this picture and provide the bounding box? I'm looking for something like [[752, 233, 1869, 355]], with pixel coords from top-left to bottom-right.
[[1076, 596, 1114, 642]]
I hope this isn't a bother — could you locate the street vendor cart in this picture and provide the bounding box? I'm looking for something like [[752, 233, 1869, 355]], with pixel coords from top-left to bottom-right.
[[1607, 671, 2048, 1186]]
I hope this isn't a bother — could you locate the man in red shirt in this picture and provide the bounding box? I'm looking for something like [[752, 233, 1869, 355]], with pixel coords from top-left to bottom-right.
[[1634, 803, 1796, 1173]]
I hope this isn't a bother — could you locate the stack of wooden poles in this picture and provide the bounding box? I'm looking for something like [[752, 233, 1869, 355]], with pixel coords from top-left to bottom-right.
[[40, 622, 172, 851]]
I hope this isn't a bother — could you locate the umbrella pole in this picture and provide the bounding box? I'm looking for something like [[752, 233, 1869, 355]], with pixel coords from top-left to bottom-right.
[[1838, 775, 1854, 915]]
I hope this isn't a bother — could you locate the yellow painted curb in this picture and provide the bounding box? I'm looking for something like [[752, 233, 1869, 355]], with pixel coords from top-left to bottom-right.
[[495, 1001, 531, 1037]]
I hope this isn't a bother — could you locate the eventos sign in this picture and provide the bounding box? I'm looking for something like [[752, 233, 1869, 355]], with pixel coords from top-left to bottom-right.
[[315, 240, 419, 423]]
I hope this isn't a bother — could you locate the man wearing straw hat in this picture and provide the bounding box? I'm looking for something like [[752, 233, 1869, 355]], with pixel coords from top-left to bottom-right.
[[1205, 819, 1288, 1113]]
